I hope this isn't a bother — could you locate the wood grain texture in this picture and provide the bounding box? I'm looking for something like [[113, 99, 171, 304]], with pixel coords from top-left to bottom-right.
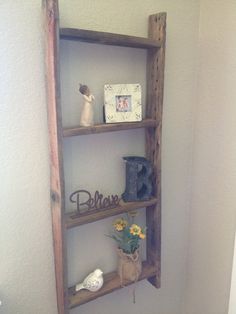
[[43, 0, 68, 313], [44, 2, 166, 310], [60, 28, 161, 49], [63, 119, 157, 137], [68, 261, 157, 308], [145, 13, 166, 288], [65, 198, 158, 229]]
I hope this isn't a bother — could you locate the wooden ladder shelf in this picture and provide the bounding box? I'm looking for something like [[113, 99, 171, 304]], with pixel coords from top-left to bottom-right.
[[43, 0, 166, 313]]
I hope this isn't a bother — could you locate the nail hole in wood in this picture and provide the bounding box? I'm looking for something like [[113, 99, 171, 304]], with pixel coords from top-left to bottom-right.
[[51, 192, 56, 202]]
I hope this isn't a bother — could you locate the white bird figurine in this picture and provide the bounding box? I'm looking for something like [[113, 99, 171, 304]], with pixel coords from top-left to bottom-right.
[[75, 269, 104, 292]]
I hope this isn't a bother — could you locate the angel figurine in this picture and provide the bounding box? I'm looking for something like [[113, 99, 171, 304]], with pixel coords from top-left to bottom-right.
[[79, 84, 95, 127]]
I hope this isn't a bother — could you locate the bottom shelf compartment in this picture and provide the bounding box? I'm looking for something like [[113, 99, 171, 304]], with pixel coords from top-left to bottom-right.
[[68, 261, 157, 309]]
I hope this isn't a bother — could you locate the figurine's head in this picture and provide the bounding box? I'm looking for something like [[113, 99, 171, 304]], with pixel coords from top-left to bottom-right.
[[94, 269, 103, 277], [79, 84, 90, 96]]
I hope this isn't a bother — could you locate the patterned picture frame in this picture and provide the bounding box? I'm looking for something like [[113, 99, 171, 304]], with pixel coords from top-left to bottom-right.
[[104, 84, 142, 123]]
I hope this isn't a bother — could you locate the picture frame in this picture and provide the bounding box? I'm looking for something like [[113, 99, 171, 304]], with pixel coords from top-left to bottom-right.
[[104, 84, 142, 123]]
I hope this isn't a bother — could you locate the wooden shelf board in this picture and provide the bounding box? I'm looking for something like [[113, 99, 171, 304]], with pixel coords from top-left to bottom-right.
[[68, 261, 157, 308], [63, 119, 157, 137], [60, 28, 161, 49], [65, 198, 157, 229]]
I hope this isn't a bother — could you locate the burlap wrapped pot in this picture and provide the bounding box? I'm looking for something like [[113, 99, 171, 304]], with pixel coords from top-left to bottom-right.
[[117, 248, 142, 285]]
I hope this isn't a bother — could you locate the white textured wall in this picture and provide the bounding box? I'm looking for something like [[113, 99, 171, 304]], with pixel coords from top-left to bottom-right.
[[0, 1, 199, 314], [183, 1, 236, 314], [0, 1, 57, 314]]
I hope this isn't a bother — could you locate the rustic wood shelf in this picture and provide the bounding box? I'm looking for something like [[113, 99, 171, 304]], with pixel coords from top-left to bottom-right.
[[68, 261, 157, 308], [65, 198, 158, 229], [63, 119, 157, 137], [44, 1, 166, 311], [60, 28, 161, 49]]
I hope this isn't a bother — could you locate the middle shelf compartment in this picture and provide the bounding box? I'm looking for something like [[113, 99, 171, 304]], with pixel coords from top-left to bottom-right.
[[65, 197, 157, 229]]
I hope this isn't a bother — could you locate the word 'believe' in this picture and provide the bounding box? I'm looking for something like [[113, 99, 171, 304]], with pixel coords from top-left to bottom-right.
[[70, 190, 120, 213]]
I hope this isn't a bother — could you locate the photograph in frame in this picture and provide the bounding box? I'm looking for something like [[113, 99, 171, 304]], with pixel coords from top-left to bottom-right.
[[104, 84, 142, 123]]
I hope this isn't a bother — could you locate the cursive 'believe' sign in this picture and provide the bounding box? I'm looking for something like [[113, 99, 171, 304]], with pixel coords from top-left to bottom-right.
[[69, 190, 120, 213]]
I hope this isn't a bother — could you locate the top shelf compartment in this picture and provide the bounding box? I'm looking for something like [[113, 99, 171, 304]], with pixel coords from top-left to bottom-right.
[[60, 28, 161, 49]]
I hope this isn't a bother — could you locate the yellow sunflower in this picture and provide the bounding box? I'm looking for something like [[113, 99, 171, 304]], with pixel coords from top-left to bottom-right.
[[130, 224, 141, 236], [113, 218, 128, 231], [139, 232, 146, 239]]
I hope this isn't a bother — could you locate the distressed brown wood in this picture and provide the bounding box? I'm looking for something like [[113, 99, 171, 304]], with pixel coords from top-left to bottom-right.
[[63, 119, 157, 137], [65, 198, 158, 229], [68, 261, 157, 308], [145, 13, 166, 288], [43, 1, 68, 313], [44, 1, 166, 309], [60, 28, 161, 49]]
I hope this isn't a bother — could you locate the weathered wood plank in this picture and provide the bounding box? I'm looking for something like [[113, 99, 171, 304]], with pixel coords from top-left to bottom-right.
[[60, 28, 161, 49], [43, 1, 68, 313], [145, 13, 166, 288], [65, 198, 158, 229], [63, 119, 157, 137], [44, 0, 166, 309], [68, 261, 157, 308]]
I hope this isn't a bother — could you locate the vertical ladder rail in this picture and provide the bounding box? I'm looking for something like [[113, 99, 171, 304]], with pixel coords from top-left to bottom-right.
[[43, 0, 68, 313], [146, 13, 166, 288]]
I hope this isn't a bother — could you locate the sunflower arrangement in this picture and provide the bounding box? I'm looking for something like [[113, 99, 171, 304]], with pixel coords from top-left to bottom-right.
[[109, 214, 146, 254]]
